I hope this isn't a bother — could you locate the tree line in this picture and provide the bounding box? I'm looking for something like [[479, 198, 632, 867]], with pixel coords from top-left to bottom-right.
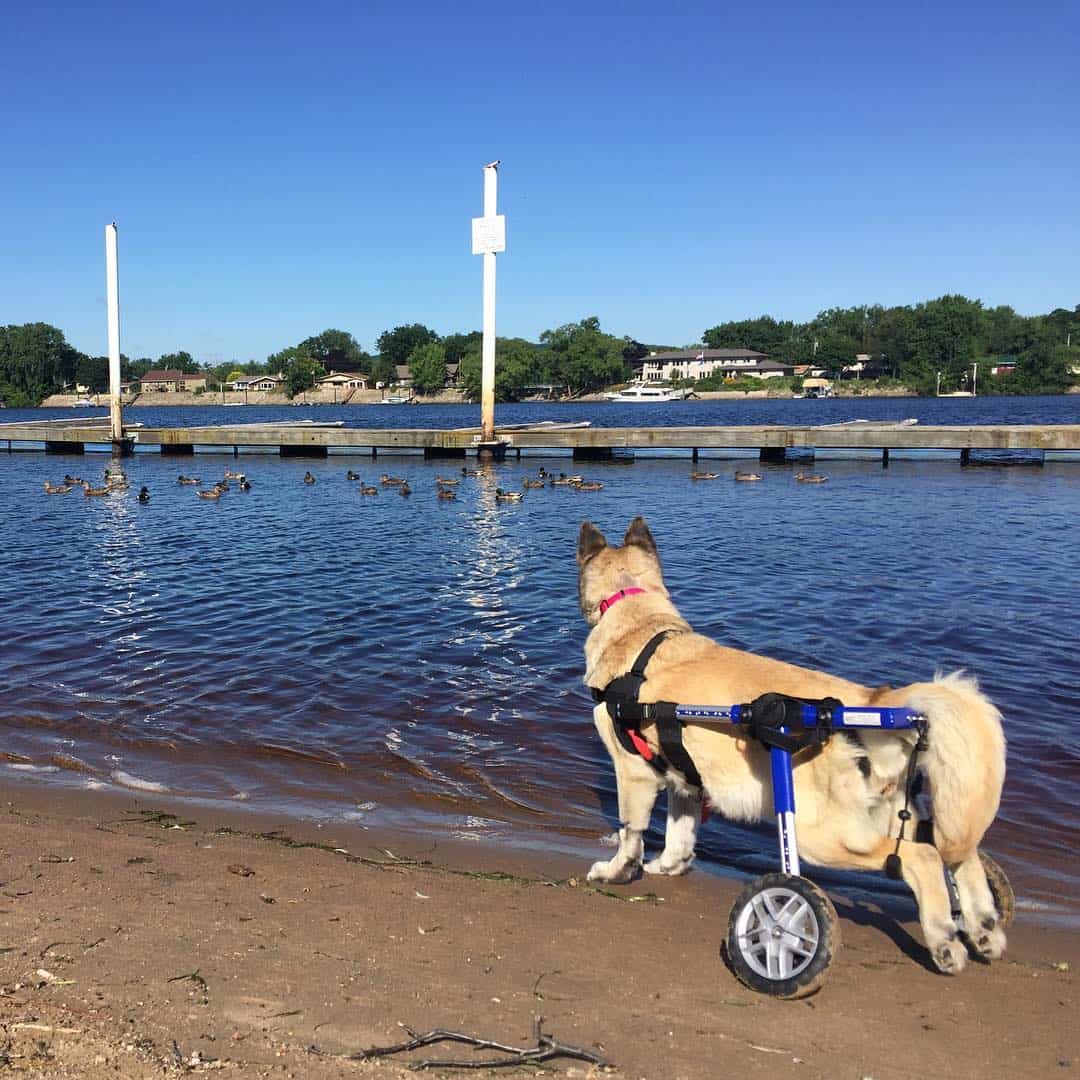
[[702, 297, 1079, 395], [2, 295, 1076, 405]]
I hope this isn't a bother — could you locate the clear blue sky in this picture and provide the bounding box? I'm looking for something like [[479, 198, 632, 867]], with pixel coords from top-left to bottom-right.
[[2, 1, 1076, 364]]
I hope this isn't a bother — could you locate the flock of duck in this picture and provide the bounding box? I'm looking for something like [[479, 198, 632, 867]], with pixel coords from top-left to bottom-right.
[[691, 469, 829, 484], [176, 468, 253, 499], [42, 468, 152, 502], [324, 465, 606, 501], [41, 462, 829, 504]]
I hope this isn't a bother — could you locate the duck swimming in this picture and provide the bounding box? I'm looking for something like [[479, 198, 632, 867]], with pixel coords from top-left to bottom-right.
[[795, 472, 828, 484], [381, 474, 406, 486], [43, 481, 72, 495], [224, 469, 245, 481], [82, 483, 112, 497], [346, 470, 360, 481], [461, 466, 482, 477], [522, 477, 546, 489], [303, 471, 316, 484], [137, 486, 150, 503], [177, 475, 201, 485], [573, 480, 603, 492], [550, 473, 584, 486], [437, 487, 457, 500], [734, 471, 762, 482], [435, 476, 459, 486], [399, 482, 412, 496], [495, 488, 523, 502], [239, 478, 252, 491], [690, 471, 719, 480], [197, 488, 222, 500], [359, 484, 378, 495]]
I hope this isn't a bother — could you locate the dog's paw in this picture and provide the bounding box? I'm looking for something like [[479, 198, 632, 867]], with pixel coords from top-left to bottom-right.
[[967, 918, 1007, 962], [587, 858, 637, 885], [929, 929, 968, 975], [644, 854, 693, 876]]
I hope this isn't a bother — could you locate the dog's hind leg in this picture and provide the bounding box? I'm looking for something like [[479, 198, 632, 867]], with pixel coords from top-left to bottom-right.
[[587, 757, 663, 885], [952, 852, 1007, 961], [644, 784, 701, 876], [799, 828, 967, 975]]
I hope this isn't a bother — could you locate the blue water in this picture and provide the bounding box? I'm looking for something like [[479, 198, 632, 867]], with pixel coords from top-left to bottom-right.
[[7, 391, 1080, 430], [1, 395, 1078, 926]]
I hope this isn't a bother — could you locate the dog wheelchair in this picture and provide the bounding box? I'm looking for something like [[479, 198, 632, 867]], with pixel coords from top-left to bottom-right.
[[604, 688, 1015, 998]]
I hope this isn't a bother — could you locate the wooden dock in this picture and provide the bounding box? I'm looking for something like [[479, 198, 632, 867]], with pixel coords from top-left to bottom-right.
[[2, 417, 1079, 462]]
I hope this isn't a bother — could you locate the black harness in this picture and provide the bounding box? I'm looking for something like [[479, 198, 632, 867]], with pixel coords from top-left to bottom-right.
[[590, 631, 843, 792]]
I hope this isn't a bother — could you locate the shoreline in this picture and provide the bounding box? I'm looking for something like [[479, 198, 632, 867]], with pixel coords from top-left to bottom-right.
[[40, 387, 920, 408], [1, 782, 1077, 1078]]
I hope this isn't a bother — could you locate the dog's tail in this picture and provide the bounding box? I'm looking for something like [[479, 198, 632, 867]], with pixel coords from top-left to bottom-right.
[[900, 671, 1006, 864]]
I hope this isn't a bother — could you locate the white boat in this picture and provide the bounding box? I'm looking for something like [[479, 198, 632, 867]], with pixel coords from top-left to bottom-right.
[[604, 383, 688, 403], [72, 397, 96, 407]]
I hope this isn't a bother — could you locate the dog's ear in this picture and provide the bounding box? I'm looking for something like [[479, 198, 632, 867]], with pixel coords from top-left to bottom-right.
[[623, 516, 658, 558], [577, 521, 608, 565]]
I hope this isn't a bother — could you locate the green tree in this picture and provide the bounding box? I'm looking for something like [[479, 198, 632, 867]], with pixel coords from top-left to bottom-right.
[[156, 350, 200, 373], [298, 329, 371, 373], [371, 353, 398, 387], [408, 341, 449, 395], [539, 317, 628, 395], [268, 346, 322, 397], [74, 354, 108, 392], [376, 324, 439, 368], [442, 331, 483, 366], [0, 322, 82, 404], [457, 337, 539, 401], [703, 315, 797, 354]]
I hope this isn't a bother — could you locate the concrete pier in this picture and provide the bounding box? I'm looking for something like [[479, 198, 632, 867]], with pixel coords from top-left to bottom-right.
[[3, 419, 1080, 460]]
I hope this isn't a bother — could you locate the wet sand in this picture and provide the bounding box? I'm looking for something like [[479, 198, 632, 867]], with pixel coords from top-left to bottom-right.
[[1, 784, 1076, 1079]]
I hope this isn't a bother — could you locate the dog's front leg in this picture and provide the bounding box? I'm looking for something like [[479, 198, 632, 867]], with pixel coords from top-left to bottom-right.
[[645, 784, 701, 876], [587, 763, 662, 885]]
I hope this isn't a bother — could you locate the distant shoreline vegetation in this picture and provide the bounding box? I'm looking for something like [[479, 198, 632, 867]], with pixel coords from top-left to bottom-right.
[[2, 296, 1077, 407]]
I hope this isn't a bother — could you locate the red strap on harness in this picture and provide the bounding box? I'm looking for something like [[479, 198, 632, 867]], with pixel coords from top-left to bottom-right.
[[599, 587, 646, 616]]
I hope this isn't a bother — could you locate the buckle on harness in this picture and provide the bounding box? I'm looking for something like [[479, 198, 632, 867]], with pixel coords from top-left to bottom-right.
[[739, 692, 838, 754]]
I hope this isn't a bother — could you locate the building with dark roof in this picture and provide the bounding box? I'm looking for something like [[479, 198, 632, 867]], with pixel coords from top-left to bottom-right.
[[641, 349, 791, 381]]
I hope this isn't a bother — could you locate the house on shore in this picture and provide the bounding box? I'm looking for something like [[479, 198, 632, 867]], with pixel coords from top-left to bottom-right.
[[641, 349, 792, 381], [229, 374, 285, 392], [392, 363, 461, 390], [317, 371, 371, 391], [139, 369, 208, 393]]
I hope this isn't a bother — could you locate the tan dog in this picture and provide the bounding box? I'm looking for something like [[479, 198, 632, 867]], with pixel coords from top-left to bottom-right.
[[578, 516, 1007, 975]]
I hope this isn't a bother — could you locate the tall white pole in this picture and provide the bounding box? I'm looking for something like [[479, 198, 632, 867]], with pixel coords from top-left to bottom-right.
[[105, 223, 123, 441], [480, 164, 499, 443]]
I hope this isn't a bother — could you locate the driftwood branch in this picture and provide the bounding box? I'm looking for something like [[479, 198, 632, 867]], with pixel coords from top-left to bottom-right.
[[348, 1018, 608, 1070]]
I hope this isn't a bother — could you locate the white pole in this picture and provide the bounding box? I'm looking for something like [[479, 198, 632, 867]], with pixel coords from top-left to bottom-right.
[[105, 223, 123, 441], [972, 362, 978, 397], [480, 163, 499, 444]]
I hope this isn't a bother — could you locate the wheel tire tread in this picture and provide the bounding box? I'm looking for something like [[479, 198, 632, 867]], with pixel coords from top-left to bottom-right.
[[725, 873, 840, 999]]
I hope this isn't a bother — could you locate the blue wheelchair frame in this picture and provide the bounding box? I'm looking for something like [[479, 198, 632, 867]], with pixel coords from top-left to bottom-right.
[[672, 703, 925, 876]]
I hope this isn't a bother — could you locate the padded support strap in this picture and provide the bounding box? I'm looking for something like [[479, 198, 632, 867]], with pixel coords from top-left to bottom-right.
[[591, 630, 702, 789]]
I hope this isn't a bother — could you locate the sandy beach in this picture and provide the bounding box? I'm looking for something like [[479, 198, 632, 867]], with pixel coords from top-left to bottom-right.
[[1, 783, 1076, 1079]]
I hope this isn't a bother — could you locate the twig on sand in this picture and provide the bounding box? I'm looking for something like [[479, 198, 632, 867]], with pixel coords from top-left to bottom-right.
[[339, 1018, 609, 1070]]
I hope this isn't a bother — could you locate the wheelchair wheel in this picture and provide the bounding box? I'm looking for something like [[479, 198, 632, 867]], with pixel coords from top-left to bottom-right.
[[979, 850, 1015, 929], [726, 873, 840, 998]]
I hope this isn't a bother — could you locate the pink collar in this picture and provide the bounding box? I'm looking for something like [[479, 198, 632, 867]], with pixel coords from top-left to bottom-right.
[[599, 587, 646, 617]]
